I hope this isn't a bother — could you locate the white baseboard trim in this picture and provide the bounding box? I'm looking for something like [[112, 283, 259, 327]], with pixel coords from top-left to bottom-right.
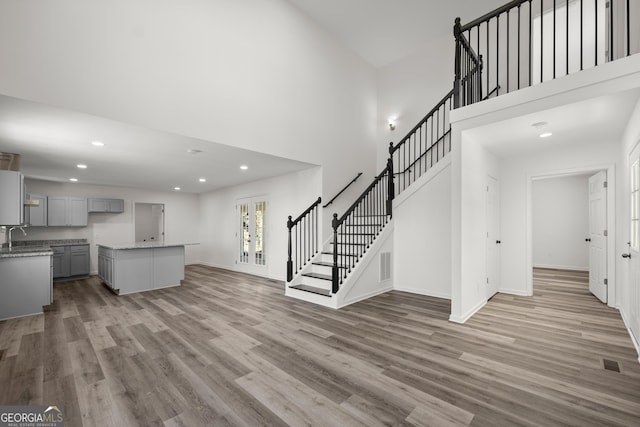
[[619, 307, 640, 363], [533, 264, 588, 272], [196, 261, 283, 282], [393, 286, 451, 300], [449, 299, 486, 324], [338, 286, 393, 309], [498, 288, 532, 297]]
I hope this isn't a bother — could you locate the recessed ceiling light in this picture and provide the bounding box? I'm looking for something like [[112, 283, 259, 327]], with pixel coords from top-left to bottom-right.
[[91, 141, 104, 147], [240, 165, 249, 170], [77, 164, 87, 169], [539, 132, 553, 138], [199, 178, 206, 182], [174, 187, 181, 191], [69, 178, 78, 182]]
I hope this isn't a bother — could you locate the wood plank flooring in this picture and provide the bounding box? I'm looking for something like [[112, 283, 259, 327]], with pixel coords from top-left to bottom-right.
[[1, 266, 639, 426]]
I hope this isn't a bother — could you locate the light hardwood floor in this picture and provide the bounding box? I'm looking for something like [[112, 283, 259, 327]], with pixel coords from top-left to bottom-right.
[[1, 266, 639, 426]]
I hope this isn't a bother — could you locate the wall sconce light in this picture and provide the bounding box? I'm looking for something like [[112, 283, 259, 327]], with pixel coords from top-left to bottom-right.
[[532, 121, 552, 138], [388, 118, 396, 131]]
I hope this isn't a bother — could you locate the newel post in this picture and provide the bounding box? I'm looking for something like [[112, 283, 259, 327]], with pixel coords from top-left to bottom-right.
[[286, 215, 293, 282], [453, 17, 462, 108], [331, 213, 339, 293]]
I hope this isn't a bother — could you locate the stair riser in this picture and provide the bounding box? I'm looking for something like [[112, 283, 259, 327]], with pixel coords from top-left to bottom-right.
[[307, 264, 334, 275], [319, 253, 357, 263], [344, 216, 388, 225], [341, 224, 384, 232], [335, 234, 377, 244], [297, 276, 332, 290], [328, 243, 368, 255]]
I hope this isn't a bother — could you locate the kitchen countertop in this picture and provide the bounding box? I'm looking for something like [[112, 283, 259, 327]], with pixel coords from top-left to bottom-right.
[[97, 242, 199, 250], [0, 246, 54, 258], [8, 239, 89, 247]]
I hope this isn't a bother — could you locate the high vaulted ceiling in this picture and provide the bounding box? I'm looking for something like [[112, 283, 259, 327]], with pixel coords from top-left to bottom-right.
[[1, 1, 510, 193], [286, 0, 507, 67]]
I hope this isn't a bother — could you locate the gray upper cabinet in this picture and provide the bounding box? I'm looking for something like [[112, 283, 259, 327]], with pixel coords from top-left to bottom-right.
[[47, 197, 87, 226], [88, 198, 125, 213], [26, 194, 47, 227], [0, 170, 24, 226]]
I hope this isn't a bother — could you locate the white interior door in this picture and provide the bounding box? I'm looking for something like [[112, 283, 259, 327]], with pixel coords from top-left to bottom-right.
[[237, 197, 267, 273], [628, 144, 640, 342], [486, 176, 500, 299], [588, 171, 608, 303]]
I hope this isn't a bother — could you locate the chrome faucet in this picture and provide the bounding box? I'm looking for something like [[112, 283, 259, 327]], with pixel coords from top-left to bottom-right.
[[6, 226, 27, 250]]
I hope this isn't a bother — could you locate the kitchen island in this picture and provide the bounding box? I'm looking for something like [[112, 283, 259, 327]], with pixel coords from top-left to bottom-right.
[[0, 246, 53, 320], [97, 243, 191, 295]]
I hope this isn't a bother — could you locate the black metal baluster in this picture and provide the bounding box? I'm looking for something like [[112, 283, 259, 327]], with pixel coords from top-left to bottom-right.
[[541, 0, 544, 83], [518, 4, 522, 89], [581, 0, 584, 70], [567, 0, 570, 75], [487, 19, 490, 100], [507, 10, 510, 93], [497, 13, 500, 95], [529, 0, 533, 86], [627, 0, 630, 57], [554, 0, 557, 78], [595, 0, 598, 65]]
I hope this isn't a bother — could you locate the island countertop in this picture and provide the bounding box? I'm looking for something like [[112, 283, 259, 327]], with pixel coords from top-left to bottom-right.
[[96, 242, 199, 250]]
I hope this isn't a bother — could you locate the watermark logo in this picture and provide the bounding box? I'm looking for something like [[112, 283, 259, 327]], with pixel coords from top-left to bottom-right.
[[0, 405, 64, 427]]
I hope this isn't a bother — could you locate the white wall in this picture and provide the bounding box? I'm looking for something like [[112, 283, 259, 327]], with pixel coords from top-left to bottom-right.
[[376, 34, 455, 169], [198, 167, 322, 281], [532, 175, 589, 271], [394, 162, 452, 299], [451, 132, 500, 322], [15, 179, 201, 273], [618, 96, 640, 346], [0, 0, 378, 234]]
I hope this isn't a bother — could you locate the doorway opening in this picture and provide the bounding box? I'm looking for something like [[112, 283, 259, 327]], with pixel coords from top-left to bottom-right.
[[529, 166, 615, 306], [135, 203, 165, 243]]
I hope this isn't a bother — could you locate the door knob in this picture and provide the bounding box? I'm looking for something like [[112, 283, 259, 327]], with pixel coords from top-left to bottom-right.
[[622, 253, 631, 259]]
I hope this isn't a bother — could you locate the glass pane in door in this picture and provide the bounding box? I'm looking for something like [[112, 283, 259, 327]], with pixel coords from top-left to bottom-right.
[[239, 202, 249, 263], [255, 201, 266, 265]]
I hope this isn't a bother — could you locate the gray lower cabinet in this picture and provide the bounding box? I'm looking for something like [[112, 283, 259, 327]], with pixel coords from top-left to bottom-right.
[[48, 197, 87, 226], [52, 244, 90, 279], [52, 246, 69, 278], [0, 255, 51, 320]]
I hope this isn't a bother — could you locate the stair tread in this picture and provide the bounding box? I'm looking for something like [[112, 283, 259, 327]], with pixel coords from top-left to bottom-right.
[[312, 261, 348, 268], [290, 284, 332, 297], [338, 233, 376, 236], [321, 251, 357, 257], [301, 272, 332, 281]]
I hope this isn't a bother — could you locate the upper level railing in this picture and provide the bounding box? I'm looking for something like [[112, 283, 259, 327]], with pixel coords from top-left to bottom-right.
[[454, 0, 638, 107], [454, 28, 483, 107]]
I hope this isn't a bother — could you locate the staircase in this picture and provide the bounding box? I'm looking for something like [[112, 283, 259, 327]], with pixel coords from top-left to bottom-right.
[[285, 0, 638, 308]]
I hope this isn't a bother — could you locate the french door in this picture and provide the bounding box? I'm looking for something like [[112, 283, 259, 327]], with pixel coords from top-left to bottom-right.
[[238, 197, 267, 273]]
